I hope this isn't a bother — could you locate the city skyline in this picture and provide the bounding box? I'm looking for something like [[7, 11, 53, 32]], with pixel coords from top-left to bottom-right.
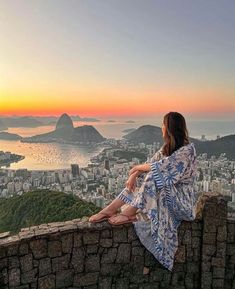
[[1, 0, 235, 119]]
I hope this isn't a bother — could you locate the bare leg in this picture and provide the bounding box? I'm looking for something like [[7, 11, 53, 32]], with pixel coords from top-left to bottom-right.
[[89, 198, 126, 222], [108, 204, 138, 224], [121, 204, 138, 216]]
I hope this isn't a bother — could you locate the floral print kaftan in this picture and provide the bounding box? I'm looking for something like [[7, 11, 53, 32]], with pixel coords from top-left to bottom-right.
[[117, 142, 198, 271]]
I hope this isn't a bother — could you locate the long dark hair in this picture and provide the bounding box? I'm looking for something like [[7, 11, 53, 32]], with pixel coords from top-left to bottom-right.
[[162, 112, 190, 156]]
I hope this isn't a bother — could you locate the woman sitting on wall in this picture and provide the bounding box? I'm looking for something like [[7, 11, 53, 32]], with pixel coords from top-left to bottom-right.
[[89, 111, 198, 271]]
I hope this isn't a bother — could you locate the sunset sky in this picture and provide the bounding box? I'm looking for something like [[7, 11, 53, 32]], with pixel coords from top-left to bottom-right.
[[0, 0, 234, 119]]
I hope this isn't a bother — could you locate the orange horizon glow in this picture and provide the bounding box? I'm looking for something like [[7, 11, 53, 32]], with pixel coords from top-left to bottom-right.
[[1, 85, 234, 118]]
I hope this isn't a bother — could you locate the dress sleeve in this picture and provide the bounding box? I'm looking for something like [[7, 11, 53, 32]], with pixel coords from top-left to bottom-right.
[[144, 147, 163, 164], [150, 145, 194, 189]]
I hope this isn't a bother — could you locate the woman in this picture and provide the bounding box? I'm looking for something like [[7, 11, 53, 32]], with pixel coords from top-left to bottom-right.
[[89, 112, 198, 271]]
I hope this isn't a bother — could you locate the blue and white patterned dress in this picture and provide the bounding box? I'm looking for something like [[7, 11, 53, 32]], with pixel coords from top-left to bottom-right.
[[117, 142, 198, 271]]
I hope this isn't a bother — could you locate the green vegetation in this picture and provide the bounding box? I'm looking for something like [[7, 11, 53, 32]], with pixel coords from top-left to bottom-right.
[[0, 189, 99, 234]]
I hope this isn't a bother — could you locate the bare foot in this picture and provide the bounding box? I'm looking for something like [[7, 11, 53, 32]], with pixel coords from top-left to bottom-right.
[[108, 213, 137, 225], [89, 209, 117, 223]]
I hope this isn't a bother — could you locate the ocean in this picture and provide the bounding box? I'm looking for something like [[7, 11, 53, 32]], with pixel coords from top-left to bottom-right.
[[0, 119, 234, 170]]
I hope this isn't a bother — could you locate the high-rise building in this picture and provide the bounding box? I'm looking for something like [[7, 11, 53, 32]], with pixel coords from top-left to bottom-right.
[[203, 180, 210, 192], [104, 159, 110, 171], [211, 180, 222, 194], [71, 164, 80, 178]]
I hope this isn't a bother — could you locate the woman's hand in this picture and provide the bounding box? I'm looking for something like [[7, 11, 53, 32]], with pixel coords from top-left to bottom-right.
[[125, 173, 138, 192], [129, 163, 151, 176]]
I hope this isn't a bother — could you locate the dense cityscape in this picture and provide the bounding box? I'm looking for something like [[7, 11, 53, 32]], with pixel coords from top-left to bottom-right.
[[0, 137, 235, 219]]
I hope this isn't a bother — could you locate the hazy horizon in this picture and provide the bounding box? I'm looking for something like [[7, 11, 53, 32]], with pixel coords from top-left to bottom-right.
[[1, 113, 235, 122]]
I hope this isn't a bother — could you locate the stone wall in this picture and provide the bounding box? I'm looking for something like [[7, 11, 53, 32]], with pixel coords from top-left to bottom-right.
[[0, 195, 233, 289], [225, 219, 235, 289]]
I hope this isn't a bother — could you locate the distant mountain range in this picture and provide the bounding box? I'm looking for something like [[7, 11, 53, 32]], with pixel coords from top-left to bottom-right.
[[0, 119, 8, 130], [22, 113, 106, 144], [0, 115, 100, 129], [0, 132, 22, 140], [123, 125, 235, 160], [0, 116, 43, 128], [122, 128, 136, 133], [123, 125, 163, 144], [194, 134, 235, 159]]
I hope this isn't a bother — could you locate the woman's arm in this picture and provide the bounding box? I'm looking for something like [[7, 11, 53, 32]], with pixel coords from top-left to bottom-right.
[[128, 148, 163, 176], [129, 164, 151, 176]]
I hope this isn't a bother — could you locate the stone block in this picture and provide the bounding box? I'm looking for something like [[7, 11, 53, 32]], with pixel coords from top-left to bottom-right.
[[9, 267, 20, 287], [73, 272, 99, 286], [216, 242, 226, 258], [56, 269, 74, 288], [132, 255, 144, 274], [212, 278, 224, 288], [192, 237, 200, 248], [21, 268, 38, 284], [19, 242, 29, 255], [87, 245, 98, 254], [99, 277, 112, 289], [39, 258, 51, 277], [74, 232, 83, 247], [101, 229, 112, 238], [71, 247, 85, 272], [20, 254, 33, 272], [52, 254, 70, 272], [227, 232, 234, 243], [0, 247, 6, 258], [182, 230, 191, 245], [83, 232, 100, 245], [48, 241, 62, 257], [100, 263, 122, 276], [30, 239, 47, 259], [115, 278, 129, 289], [202, 262, 211, 272], [203, 221, 217, 233], [149, 269, 164, 282], [33, 259, 39, 267], [201, 271, 212, 288], [101, 248, 117, 264], [38, 274, 55, 289], [227, 222, 235, 233], [100, 238, 113, 248], [213, 267, 225, 279], [144, 250, 157, 266], [8, 256, 20, 269], [7, 244, 19, 256], [130, 274, 149, 284], [139, 283, 159, 289], [132, 246, 145, 256], [116, 244, 131, 263], [0, 267, 8, 286], [203, 232, 216, 244], [0, 257, 8, 271], [217, 225, 227, 242], [113, 227, 127, 243], [127, 226, 138, 242], [85, 255, 100, 272], [61, 233, 73, 253], [211, 257, 225, 267], [203, 244, 216, 256], [174, 245, 186, 263], [226, 244, 235, 256], [192, 221, 202, 231]]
